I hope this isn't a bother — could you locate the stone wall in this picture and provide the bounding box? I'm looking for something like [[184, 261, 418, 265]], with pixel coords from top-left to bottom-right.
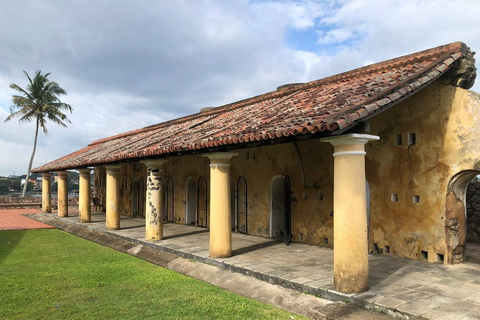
[[466, 178, 480, 243], [0, 196, 62, 209]]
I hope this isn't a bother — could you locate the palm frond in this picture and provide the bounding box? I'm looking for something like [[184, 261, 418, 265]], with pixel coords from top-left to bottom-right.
[[7, 70, 72, 134]]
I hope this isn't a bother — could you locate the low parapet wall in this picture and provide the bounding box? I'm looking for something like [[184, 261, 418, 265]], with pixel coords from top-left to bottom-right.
[[0, 196, 78, 209]]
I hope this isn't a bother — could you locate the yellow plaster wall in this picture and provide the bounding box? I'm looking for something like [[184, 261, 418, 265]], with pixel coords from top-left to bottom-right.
[[366, 82, 480, 262]]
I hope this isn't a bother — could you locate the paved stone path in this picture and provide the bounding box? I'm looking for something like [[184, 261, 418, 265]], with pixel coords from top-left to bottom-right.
[[32, 212, 480, 320], [0, 208, 54, 230]]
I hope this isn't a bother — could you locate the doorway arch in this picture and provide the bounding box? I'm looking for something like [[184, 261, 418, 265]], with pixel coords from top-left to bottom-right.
[[230, 179, 235, 231], [445, 170, 480, 264], [270, 175, 285, 238], [138, 178, 145, 217], [185, 177, 196, 225], [196, 176, 208, 227], [166, 176, 174, 222], [237, 176, 247, 234], [131, 179, 139, 216]]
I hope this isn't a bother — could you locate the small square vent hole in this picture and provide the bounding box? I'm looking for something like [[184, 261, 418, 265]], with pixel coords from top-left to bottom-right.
[[421, 250, 428, 260], [395, 134, 403, 146], [391, 194, 399, 202], [413, 195, 420, 203]]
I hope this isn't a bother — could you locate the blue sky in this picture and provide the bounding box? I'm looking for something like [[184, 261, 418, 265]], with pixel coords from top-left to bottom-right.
[[0, 0, 479, 177]]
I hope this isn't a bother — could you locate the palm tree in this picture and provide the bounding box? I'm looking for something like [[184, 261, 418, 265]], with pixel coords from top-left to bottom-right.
[[4, 70, 72, 197]]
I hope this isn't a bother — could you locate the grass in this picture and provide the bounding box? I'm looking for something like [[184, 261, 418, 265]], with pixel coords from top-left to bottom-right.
[[0, 229, 305, 320]]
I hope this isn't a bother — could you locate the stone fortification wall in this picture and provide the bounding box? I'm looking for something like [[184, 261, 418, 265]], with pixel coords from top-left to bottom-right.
[[466, 178, 480, 243], [0, 196, 78, 209]]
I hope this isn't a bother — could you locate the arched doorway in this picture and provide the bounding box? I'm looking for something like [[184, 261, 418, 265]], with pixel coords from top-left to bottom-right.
[[230, 179, 235, 231], [196, 176, 208, 227], [161, 179, 166, 222], [366, 180, 371, 244], [166, 176, 174, 222], [185, 177, 196, 225], [445, 170, 480, 264], [236, 176, 247, 234], [138, 178, 145, 217], [270, 176, 285, 239], [284, 175, 292, 245], [131, 179, 139, 216]]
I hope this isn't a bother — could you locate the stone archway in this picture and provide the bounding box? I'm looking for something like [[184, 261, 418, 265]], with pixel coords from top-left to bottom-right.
[[445, 170, 480, 264], [131, 179, 139, 216], [269, 175, 285, 238], [185, 177, 196, 225]]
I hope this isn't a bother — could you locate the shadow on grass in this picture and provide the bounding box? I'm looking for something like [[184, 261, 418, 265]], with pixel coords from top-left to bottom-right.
[[0, 230, 26, 265]]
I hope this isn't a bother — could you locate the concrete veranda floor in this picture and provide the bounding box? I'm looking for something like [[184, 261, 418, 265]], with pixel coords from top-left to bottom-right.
[[36, 211, 480, 320]]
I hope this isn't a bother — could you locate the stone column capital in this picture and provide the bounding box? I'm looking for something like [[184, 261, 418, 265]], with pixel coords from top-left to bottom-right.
[[320, 133, 380, 146], [56, 171, 69, 177], [78, 168, 93, 175], [105, 165, 122, 173], [140, 159, 167, 169], [202, 152, 239, 165], [42, 172, 52, 178]]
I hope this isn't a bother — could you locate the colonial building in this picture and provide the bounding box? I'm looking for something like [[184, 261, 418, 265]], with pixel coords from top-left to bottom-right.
[[32, 41, 478, 293]]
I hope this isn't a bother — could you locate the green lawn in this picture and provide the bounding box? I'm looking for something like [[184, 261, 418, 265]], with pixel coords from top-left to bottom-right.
[[0, 229, 305, 320]]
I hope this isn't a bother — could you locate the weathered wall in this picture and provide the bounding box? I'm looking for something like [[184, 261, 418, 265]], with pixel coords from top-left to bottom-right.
[[366, 82, 480, 263]]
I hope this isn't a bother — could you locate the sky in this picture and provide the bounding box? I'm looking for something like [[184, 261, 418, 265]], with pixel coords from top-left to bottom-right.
[[0, 0, 479, 177]]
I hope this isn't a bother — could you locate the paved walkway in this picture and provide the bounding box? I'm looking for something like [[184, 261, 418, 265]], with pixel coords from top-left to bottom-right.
[[0, 208, 54, 230], [31, 211, 480, 320]]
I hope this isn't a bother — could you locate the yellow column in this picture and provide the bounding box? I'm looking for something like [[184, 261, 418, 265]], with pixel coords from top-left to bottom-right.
[[57, 171, 69, 218], [41, 173, 52, 213], [321, 134, 379, 293], [203, 152, 238, 258], [140, 160, 167, 241], [78, 168, 92, 223], [105, 165, 122, 230]]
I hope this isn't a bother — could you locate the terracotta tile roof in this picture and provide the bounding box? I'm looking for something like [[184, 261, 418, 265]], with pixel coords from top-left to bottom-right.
[[32, 41, 476, 172]]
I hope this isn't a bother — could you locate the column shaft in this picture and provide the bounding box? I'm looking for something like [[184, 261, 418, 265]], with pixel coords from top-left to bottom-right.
[[105, 165, 122, 230], [203, 152, 238, 258], [78, 169, 92, 223], [57, 171, 69, 217], [141, 160, 167, 241], [42, 173, 52, 213], [321, 134, 379, 293]]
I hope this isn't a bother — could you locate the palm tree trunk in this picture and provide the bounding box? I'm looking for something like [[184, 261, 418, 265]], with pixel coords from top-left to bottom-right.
[[22, 117, 40, 197]]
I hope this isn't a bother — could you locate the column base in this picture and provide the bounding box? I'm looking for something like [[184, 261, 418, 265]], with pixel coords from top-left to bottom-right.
[[209, 250, 232, 259], [334, 273, 369, 293]]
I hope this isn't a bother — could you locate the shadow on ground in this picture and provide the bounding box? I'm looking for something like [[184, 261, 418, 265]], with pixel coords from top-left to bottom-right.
[[0, 230, 26, 265]]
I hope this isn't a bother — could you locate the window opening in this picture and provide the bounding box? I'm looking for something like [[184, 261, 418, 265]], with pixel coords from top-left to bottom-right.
[[395, 134, 403, 146], [408, 133, 416, 146]]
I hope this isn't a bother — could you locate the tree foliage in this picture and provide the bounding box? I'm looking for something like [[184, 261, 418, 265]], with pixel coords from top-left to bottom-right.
[[4, 71, 72, 197]]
